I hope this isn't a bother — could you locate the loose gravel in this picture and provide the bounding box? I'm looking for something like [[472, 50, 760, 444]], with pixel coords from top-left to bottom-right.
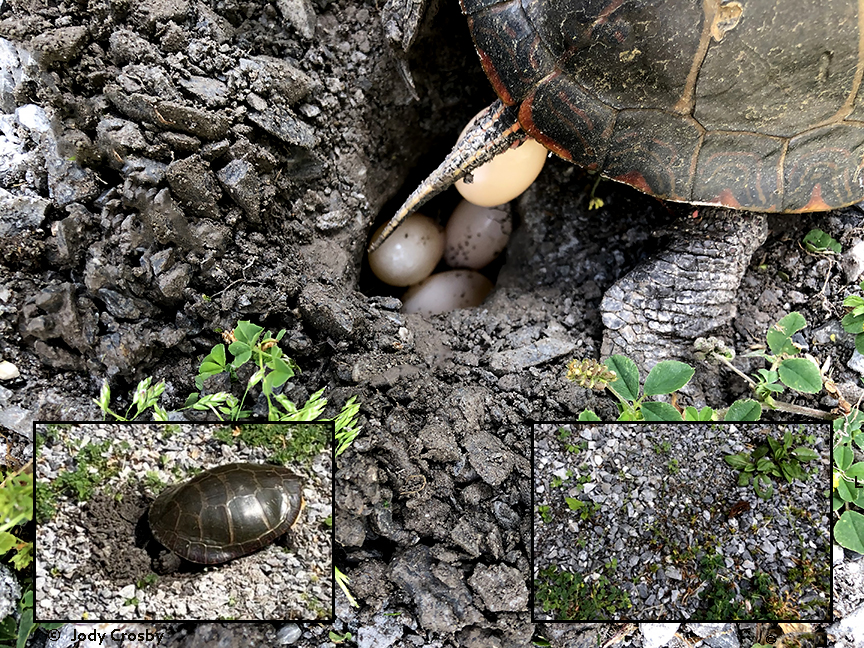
[[533, 422, 831, 620]]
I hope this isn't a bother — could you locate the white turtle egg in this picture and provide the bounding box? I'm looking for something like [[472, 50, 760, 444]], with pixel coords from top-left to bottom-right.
[[401, 270, 494, 315], [368, 212, 445, 286], [455, 109, 547, 207], [444, 200, 511, 269]]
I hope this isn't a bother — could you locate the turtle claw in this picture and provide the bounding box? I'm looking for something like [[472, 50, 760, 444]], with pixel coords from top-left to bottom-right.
[[368, 100, 525, 253]]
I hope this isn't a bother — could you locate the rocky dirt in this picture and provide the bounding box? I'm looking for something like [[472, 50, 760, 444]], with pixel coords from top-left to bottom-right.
[[1, 0, 864, 646]]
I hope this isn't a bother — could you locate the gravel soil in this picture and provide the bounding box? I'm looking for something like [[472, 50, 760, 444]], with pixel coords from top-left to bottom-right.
[[533, 423, 831, 621], [34, 422, 333, 621], [0, 0, 863, 646]]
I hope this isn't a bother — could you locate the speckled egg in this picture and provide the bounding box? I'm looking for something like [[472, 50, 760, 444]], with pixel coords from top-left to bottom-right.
[[368, 213, 445, 286], [444, 201, 511, 270]]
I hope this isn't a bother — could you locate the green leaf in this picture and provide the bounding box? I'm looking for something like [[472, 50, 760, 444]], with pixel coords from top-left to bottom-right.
[[724, 399, 761, 421], [228, 340, 253, 366], [724, 453, 752, 470], [802, 228, 840, 254], [754, 474, 774, 499], [604, 355, 640, 402], [842, 311, 864, 335], [766, 312, 807, 355], [837, 445, 854, 471], [723, 453, 749, 470], [643, 361, 695, 396], [683, 406, 714, 421], [835, 510, 864, 553], [834, 493, 845, 510], [857, 333, 864, 357], [198, 344, 227, 377], [268, 356, 295, 388], [233, 320, 264, 346], [578, 410, 602, 422], [737, 472, 752, 487], [767, 435, 784, 460], [791, 447, 819, 462], [641, 401, 684, 421], [777, 357, 822, 393], [16, 609, 33, 648], [564, 497, 583, 511], [756, 457, 775, 473], [0, 532, 15, 555]]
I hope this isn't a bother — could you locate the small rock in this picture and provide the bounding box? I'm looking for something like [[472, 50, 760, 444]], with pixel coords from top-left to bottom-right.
[[0, 564, 21, 619], [0, 187, 50, 236], [166, 154, 221, 217], [0, 405, 33, 439], [640, 623, 680, 648], [842, 239, 864, 283], [276, 623, 302, 644], [467, 563, 528, 612], [0, 361, 19, 380], [464, 430, 513, 487], [178, 76, 229, 108], [275, 0, 317, 39], [29, 26, 88, 65], [848, 350, 864, 376], [237, 56, 314, 105], [248, 104, 318, 148], [217, 159, 261, 220], [133, 0, 191, 34], [488, 337, 577, 373]]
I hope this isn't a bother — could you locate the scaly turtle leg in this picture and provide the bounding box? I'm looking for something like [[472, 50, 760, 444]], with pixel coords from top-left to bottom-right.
[[600, 209, 768, 369], [368, 99, 525, 252]]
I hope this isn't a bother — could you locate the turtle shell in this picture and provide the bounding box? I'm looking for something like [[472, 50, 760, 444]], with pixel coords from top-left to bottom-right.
[[148, 462, 304, 565], [461, 0, 864, 212]]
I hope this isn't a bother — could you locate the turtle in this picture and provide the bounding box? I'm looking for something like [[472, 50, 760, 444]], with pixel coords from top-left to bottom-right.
[[371, 0, 864, 371], [148, 462, 304, 573]]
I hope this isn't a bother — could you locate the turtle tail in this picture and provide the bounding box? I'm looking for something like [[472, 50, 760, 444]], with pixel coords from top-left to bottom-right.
[[367, 99, 524, 253]]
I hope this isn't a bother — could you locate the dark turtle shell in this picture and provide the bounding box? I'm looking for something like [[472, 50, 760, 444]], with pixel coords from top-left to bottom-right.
[[148, 462, 304, 565], [462, 0, 864, 212]]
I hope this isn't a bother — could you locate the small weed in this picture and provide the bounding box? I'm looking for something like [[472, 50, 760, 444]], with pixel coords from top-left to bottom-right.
[[724, 427, 819, 499], [534, 559, 631, 620], [537, 505, 552, 523], [213, 422, 330, 465], [564, 497, 600, 521], [802, 228, 840, 255]]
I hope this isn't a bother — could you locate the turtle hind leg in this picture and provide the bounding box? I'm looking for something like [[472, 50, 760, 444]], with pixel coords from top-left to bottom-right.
[[600, 208, 768, 395], [368, 99, 524, 252]]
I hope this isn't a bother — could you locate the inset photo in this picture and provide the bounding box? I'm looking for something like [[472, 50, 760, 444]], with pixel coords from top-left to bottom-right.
[[34, 421, 334, 622], [532, 422, 830, 621]]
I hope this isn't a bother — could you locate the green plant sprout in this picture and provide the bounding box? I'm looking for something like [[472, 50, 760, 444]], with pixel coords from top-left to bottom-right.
[[695, 312, 828, 419], [534, 559, 631, 620], [724, 428, 819, 499], [801, 228, 841, 255], [564, 497, 600, 520], [833, 410, 864, 554], [335, 567, 358, 608], [567, 355, 753, 421], [841, 280, 864, 355], [0, 463, 64, 648]]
